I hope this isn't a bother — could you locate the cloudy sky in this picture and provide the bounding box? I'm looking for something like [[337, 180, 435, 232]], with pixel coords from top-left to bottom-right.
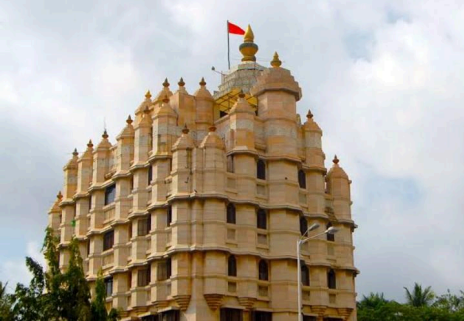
[[1, 0, 464, 301]]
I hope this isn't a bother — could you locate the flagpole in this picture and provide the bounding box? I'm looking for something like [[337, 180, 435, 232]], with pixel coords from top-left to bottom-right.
[[227, 20, 230, 70]]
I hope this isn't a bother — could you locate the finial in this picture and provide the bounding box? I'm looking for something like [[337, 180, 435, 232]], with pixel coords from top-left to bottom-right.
[[244, 24, 254, 43], [238, 90, 245, 98], [239, 25, 258, 62], [307, 110, 313, 119], [73, 148, 78, 157], [199, 77, 206, 86], [163, 78, 170, 87], [102, 130, 108, 139], [126, 115, 133, 124], [145, 90, 152, 99], [57, 191, 63, 199], [178, 77, 185, 87], [209, 126, 217, 132], [182, 124, 189, 134], [271, 52, 282, 68], [87, 139, 93, 148], [333, 155, 339, 165], [162, 95, 170, 103]]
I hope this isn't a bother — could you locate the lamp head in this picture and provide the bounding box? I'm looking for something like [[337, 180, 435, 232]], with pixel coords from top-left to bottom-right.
[[326, 226, 339, 234]]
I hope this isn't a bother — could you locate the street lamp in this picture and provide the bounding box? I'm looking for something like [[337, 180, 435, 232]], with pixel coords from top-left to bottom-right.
[[297, 224, 339, 321]]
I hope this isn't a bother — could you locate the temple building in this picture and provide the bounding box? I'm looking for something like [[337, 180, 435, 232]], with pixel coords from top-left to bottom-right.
[[48, 25, 358, 321]]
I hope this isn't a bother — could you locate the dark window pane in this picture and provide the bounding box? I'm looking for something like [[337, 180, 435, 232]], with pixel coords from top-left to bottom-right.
[[103, 230, 114, 251], [167, 206, 172, 227], [138, 267, 151, 287], [138, 216, 151, 236], [257, 209, 267, 229], [301, 265, 310, 286], [298, 169, 306, 189], [104, 277, 113, 296], [221, 308, 243, 321], [257, 160, 266, 180], [259, 260, 268, 281], [328, 269, 336, 289], [105, 184, 116, 205], [227, 204, 236, 224], [228, 256, 237, 277], [148, 165, 153, 185], [300, 216, 308, 236], [253, 311, 272, 321]]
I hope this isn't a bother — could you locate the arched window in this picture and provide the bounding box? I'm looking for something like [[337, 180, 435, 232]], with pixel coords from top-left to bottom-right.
[[259, 260, 268, 281], [300, 216, 308, 236], [257, 159, 266, 180], [228, 256, 237, 277], [301, 265, 310, 286], [327, 223, 335, 242], [227, 203, 236, 224], [298, 169, 306, 189], [257, 209, 267, 229], [328, 269, 336, 289]]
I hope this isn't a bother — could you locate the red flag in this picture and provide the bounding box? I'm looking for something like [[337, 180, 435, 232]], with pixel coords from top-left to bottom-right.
[[228, 22, 245, 35]]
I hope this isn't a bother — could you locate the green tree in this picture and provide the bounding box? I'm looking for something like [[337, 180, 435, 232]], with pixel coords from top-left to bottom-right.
[[90, 271, 119, 321], [0, 281, 14, 321], [404, 283, 435, 307], [357, 292, 388, 310]]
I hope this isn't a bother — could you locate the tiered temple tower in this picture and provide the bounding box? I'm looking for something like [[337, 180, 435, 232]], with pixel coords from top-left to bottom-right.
[[49, 25, 358, 321]]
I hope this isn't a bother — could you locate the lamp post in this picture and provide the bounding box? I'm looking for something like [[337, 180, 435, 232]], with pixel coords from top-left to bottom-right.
[[297, 224, 338, 321]]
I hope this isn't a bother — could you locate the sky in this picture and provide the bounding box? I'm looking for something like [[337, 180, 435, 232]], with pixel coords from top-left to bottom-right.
[[1, 0, 464, 302]]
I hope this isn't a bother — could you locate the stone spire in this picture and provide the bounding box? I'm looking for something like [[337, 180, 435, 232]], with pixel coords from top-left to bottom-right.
[[177, 77, 188, 94], [199, 126, 225, 150], [239, 25, 258, 62], [270, 52, 282, 68], [193, 77, 213, 99], [135, 90, 153, 115], [327, 155, 349, 179], [229, 90, 254, 114], [172, 124, 195, 151], [154, 78, 173, 103], [97, 129, 112, 149]]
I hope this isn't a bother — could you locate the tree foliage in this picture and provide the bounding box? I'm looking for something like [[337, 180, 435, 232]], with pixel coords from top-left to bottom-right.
[[0, 227, 119, 321], [358, 286, 464, 321]]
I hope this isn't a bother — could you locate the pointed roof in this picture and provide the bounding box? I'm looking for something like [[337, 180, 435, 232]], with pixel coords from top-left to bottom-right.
[[303, 110, 322, 132], [176, 77, 188, 94], [200, 126, 225, 150], [154, 78, 173, 103], [96, 130, 112, 149], [239, 25, 258, 62], [49, 191, 63, 213], [155, 95, 177, 117], [250, 52, 302, 101], [117, 115, 136, 138], [194, 77, 213, 99], [135, 90, 153, 115], [172, 124, 195, 151], [229, 91, 254, 115], [327, 155, 349, 179], [64, 148, 79, 169], [79, 139, 94, 160]]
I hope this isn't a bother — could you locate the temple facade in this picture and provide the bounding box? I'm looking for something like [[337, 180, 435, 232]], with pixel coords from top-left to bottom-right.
[[48, 25, 358, 321]]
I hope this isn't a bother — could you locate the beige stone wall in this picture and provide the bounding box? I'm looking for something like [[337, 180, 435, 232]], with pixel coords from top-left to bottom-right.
[[49, 63, 358, 321]]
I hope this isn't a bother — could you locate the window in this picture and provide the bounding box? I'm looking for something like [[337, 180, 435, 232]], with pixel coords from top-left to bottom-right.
[[105, 184, 116, 205], [104, 277, 113, 297], [301, 265, 310, 286], [303, 317, 317, 321], [227, 155, 234, 173], [298, 169, 306, 189], [227, 203, 236, 224], [300, 216, 308, 236], [157, 258, 172, 281], [88, 195, 92, 211], [128, 222, 132, 240], [258, 260, 268, 281], [257, 159, 266, 180], [130, 177, 134, 193], [167, 206, 172, 227], [148, 165, 153, 185], [103, 230, 114, 251], [228, 256, 237, 277], [160, 310, 179, 321], [127, 271, 132, 290], [87, 240, 90, 256], [328, 269, 336, 289], [137, 266, 151, 287], [327, 223, 335, 242], [257, 209, 267, 229], [138, 215, 151, 236], [251, 311, 272, 321], [220, 308, 243, 321]]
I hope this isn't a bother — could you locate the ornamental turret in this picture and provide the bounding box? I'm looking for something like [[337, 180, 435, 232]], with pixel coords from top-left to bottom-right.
[[326, 155, 352, 220], [194, 78, 214, 142]]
